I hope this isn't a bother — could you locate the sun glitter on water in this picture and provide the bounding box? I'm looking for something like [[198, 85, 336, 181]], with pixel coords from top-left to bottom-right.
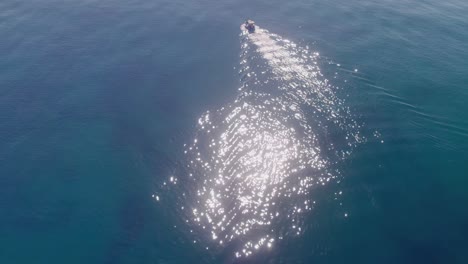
[[161, 24, 363, 258]]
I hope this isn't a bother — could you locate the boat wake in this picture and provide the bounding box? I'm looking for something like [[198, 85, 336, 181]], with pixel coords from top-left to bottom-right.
[[163, 25, 363, 258]]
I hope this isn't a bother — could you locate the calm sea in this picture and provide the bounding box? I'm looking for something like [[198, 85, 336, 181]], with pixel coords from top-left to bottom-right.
[[1, 0, 468, 263]]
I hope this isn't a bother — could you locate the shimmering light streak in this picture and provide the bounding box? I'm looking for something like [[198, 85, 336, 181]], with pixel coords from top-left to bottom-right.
[[172, 25, 362, 258]]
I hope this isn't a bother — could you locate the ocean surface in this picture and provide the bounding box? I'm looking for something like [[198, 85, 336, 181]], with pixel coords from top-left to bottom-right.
[[1, 0, 468, 263]]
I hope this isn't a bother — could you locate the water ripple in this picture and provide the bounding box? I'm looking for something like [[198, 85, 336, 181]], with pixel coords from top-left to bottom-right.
[[164, 24, 363, 258]]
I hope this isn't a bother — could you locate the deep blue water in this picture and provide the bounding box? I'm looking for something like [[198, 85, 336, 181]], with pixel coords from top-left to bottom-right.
[[1, 0, 468, 263]]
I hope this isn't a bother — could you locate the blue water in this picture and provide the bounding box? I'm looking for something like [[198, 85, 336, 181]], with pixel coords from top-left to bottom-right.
[[1, 0, 468, 263]]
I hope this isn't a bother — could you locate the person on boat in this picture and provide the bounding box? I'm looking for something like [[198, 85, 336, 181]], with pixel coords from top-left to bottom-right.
[[245, 19, 255, 33]]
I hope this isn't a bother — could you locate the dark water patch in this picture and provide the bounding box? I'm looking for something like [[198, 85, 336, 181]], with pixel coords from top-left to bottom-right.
[[104, 194, 148, 264]]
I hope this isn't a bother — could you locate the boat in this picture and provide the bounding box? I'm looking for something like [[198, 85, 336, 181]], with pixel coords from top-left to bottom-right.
[[241, 19, 256, 33]]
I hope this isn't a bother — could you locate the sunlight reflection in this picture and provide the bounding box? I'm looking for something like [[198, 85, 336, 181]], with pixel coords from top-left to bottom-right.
[[178, 25, 362, 258]]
